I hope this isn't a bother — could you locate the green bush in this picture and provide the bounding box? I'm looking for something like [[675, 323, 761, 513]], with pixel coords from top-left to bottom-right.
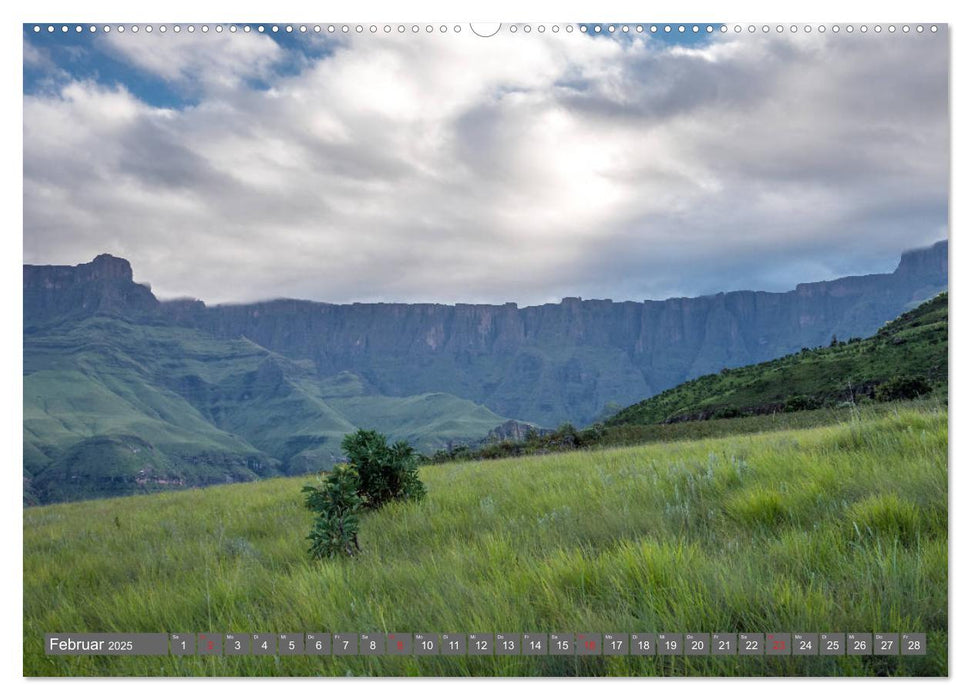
[[784, 394, 821, 412], [875, 375, 932, 402], [302, 430, 427, 559], [341, 429, 426, 508], [302, 464, 363, 558], [549, 423, 579, 449]]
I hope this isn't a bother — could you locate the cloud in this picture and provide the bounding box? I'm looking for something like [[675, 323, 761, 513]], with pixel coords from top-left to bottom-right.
[[23, 29, 948, 305], [23, 40, 52, 69], [100, 29, 288, 94]]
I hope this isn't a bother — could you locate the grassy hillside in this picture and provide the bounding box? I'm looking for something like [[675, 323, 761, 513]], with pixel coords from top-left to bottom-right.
[[24, 317, 509, 503], [608, 293, 947, 428], [24, 404, 947, 676]]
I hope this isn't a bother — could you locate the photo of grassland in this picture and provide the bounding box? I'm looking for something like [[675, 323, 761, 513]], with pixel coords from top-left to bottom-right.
[[22, 22, 949, 680], [23, 401, 946, 676]]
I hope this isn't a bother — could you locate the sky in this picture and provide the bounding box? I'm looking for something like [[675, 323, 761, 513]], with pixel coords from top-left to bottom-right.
[[22, 23, 949, 306]]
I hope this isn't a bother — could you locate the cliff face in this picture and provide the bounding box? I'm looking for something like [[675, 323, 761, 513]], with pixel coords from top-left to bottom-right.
[[158, 240, 947, 426], [24, 241, 947, 427], [895, 240, 948, 280], [23, 253, 158, 326]]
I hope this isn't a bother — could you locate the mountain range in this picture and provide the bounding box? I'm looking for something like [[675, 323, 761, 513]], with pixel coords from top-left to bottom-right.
[[24, 240, 947, 503]]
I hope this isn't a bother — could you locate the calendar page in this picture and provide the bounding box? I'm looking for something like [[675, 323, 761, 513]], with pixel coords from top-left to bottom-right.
[[22, 19, 948, 678]]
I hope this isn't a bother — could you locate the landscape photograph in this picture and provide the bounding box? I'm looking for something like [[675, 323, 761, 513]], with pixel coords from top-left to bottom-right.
[[22, 22, 948, 677]]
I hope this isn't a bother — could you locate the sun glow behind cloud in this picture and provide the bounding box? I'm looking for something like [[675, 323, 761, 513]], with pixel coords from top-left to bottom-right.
[[23, 26, 948, 305]]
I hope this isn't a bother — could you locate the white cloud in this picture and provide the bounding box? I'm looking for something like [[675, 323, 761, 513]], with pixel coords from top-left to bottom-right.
[[23, 30, 948, 305], [100, 29, 286, 93], [23, 40, 52, 69]]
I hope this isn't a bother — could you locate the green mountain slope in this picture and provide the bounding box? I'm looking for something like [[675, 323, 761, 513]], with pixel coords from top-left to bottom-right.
[[608, 293, 947, 427], [24, 321, 277, 503], [24, 317, 510, 504]]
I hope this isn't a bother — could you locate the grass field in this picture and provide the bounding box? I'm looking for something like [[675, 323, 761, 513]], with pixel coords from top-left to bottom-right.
[[23, 403, 947, 676], [592, 398, 947, 448]]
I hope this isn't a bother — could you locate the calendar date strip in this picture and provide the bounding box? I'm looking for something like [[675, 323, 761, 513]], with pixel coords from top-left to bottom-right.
[[45, 632, 928, 656]]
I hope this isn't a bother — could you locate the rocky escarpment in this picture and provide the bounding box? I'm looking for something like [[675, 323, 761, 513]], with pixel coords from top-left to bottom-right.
[[24, 241, 947, 428], [159, 241, 947, 426], [24, 253, 158, 327]]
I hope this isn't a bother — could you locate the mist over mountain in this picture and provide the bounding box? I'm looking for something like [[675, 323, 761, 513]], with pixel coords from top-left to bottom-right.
[[23, 240, 947, 503]]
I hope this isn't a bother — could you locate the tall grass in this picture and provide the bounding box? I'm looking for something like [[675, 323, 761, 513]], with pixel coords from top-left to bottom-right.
[[23, 404, 947, 676]]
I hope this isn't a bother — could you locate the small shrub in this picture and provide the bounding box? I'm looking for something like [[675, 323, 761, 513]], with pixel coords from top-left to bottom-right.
[[302, 431, 427, 559], [784, 395, 821, 412], [341, 429, 426, 509], [549, 423, 579, 449], [875, 375, 931, 402], [302, 464, 363, 558]]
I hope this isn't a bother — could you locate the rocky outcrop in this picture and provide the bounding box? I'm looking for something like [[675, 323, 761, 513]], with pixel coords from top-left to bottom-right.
[[24, 253, 158, 326], [484, 420, 549, 443], [895, 240, 948, 280]]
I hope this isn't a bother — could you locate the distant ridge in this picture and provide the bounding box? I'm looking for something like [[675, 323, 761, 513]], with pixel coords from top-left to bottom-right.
[[24, 240, 947, 428], [155, 240, 947, 426]]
